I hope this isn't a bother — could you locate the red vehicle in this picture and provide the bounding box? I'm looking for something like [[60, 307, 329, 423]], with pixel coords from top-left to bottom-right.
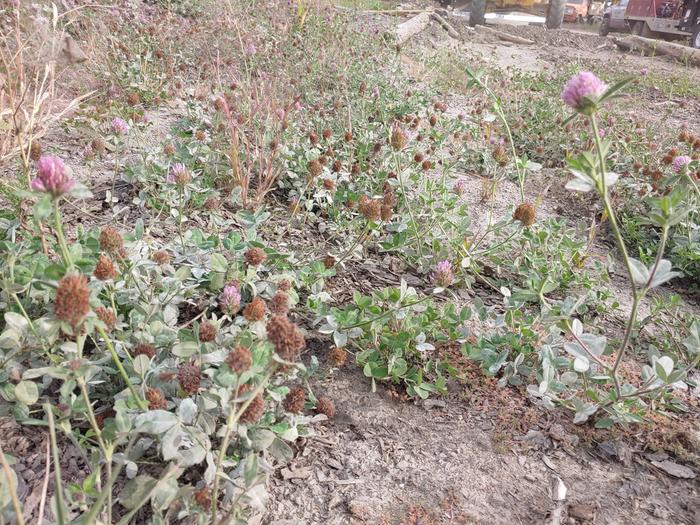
[[600, 0, 700, 47]]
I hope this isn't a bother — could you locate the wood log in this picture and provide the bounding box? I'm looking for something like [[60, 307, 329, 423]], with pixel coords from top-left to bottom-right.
[[431, 12, 460, 39], [613, 35, 700, 67], [395, 12, 432, 44], [474, 25, 535, 45]]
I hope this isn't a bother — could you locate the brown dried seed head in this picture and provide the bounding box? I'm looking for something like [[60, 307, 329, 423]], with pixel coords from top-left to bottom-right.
[[266, 314, 305, 362], [322, 128, 332, 140], [95, 306, 117, 332], [358, 195, 381, 221], [193, 487, 211, 510], [55, 274, 91, 328], [315, 396, 335, 419], [309, 131, 319, 145], [344, 131, 353, 142], [283, 386, 305, 413], [323, 178, 335, 189], [390, 124, 407, 151], [244, 297, 266, 322], [278, 279, 291, 292], [203, 197, 220, 210], [127, 92, 140, 106], [245, 247, 267, 266], [270, 291, 290, 315], [91, 137, 106, 154], [133, 343, 156, 359], [152, 250, 170, 265], [307, 159, 323, 179], [99, 226, 124, 256], [146, 387, 167, 410], [178, 363, 201, 394], [328, 347, 347, 367], [198, 321, 217, 342], [513, 202, 536, 227], [163, 143, 176, 156], [323, 255, 336, 269], [195, 130, 206, 141], [225, 345, 252, 374], [240, 393, 265, 424], [29, 141, 42, 161], [94, 254, 118, 281], [380, 205, 393, 221]]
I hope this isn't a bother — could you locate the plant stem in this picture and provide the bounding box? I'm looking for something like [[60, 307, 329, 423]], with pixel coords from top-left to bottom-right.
[[590, 114, 643, 397], [394, 152, 424, 259], [53, 200, 72, 268], [96, 326, 148, 410], [210, 370, 274, 524], [0, 442, 25, 525], [178, 186, 186, 250], [45, 404, 67, 525]]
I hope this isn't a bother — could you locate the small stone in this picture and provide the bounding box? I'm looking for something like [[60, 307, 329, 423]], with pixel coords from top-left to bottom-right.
[[568, 503, 596, 521]]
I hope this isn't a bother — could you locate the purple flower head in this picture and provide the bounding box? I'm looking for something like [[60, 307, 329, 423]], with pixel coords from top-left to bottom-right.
[[453, 178, 467, 197], [111, 117, 130, 135], [219, 283, 241, 315], [31, 155, 75, 197], [672, 155, 692, 173], [561, 71, 607, 115], [372, 86, 380, 98], [166, 163, 190, 186], [245, 42, 257, 56], [433, 260, 454, 288]]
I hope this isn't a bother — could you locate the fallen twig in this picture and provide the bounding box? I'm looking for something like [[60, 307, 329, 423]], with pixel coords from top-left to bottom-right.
[[475, 25, 535, 45], [431, 12, 460, 39], [612, 35, 700, 67], [395, 12, 432, 45]]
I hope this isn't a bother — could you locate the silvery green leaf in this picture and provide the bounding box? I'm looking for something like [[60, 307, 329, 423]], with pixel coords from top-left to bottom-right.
[[683, 322, 700, 354], [134, 410, 178, 434], [177, 398, 197, 424], [132, 354, 150, 377], [275, 421, 297, 441], [565, 170, 594, 192], [160, 425, 181, 461], [333, 331, 348, 348], [561, 371, 578, 385], [572, 402, 598, 424], [649, 260, 680, 288], [179, 442, 206, 466], [171, 341, 198, 358], [628, 258, 649, 286], [603, 172, 619, 186], [125, 461, 138, 479], [119, 475, 156, 509], [246, 484, 269, 513], [416, 342, 435, 352], [14, 381, 39, 405], [573, 356, 589, 373], [654, 356, 674, 382], [0, 328, 20, 350], [244, 454, 259, 488], [4, 312, 28, 333], [209, 253, 228, 273], [269, 437, 293, 462], [571, 318, 583, 337], [249, 429, 275, 451], [152, 477, 179, 511], [580, 333, 606, 356], [564, 342, 586, 360]]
